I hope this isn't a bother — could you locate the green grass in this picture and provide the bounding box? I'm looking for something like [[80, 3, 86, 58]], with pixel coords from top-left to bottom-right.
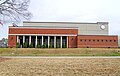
[[0, 48, 120, 56], [96, 52, 120, 56]]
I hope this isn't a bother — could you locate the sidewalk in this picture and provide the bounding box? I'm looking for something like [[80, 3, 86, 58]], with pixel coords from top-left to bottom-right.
[[1, 56, 120, 58]]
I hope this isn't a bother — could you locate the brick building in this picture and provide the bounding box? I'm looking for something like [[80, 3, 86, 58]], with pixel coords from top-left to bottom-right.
[[8, 22, 118, 48]]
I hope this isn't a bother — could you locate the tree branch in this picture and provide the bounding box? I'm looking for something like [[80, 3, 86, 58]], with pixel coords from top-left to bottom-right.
[[0, 0, 32, 24]]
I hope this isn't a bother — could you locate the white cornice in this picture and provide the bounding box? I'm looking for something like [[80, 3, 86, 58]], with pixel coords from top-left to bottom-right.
[[9, 27, 78, 29], [8, 34, 77, 36]]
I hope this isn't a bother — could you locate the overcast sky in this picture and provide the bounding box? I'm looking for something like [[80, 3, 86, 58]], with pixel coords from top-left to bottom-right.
[[0, 0, 120, 39]]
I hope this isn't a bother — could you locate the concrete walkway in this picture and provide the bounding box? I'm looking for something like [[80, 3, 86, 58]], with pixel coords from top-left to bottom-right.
[[1, 56, 120, 59]]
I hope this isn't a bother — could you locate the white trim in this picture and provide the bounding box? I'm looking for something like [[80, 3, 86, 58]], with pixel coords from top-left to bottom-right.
[[23, 21, 108, 24], [9, 27, 78, 29], [9, 34, 77, 36]]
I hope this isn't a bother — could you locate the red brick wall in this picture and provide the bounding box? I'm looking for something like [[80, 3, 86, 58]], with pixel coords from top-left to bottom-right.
[[8, 28, 118, 48], [8, 35, 16, 48], [8, 28, 78, 48], [68, 36, 77, 48], [9, 28, 78, 35], [77, 35, 118, 48]]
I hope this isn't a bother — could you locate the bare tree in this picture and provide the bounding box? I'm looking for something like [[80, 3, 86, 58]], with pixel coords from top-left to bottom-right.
[[0, 0, 32, 24]]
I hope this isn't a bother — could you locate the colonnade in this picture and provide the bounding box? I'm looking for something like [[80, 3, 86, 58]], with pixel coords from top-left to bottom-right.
[[17, 35, 68, 48]]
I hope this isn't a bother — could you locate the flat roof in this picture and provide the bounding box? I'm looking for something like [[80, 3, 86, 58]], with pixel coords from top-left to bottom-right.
[[23, 21, 108, 24], [9, 26, 78, 28]]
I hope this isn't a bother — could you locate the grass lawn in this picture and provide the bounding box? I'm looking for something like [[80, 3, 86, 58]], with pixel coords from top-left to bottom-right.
[[0, 48, 120, 56]]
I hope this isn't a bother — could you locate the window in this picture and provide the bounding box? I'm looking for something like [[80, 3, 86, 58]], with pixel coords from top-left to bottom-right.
[[80, 40, 82, 42], [106, 40, 108, 42], [93, 40, 95, 42], [97, 40, 99, 42], [110, 40, 112, 42], [101, 40, 103, 42], [84, 40, 86, 42], [114, 40, 116, 42], [89, 40, 91, 42]]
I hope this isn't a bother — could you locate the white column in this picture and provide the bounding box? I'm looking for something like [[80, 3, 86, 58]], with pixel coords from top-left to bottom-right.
[[29, 36, 31, 45], [17, 36, 19, 43], [54, 36, 56, 48], [36, 36, 37, 47], [60, 36, 62, 48], [42, 36, 43, 45], [48, 36, 50, 48], [23, 36, 25, 43], [67, 36, 68, 48]]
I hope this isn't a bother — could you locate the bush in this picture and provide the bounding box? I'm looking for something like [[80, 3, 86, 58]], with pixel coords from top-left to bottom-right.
[[62, 44, 66, 48], [49, 43, 53, 48], [37, 44, 41, 48], [23, 42, 27, 48], [56, 43, 59, 48], [42, 43, 47, 48], [29, 43, 33, 48], [16, 42, 20, 48]]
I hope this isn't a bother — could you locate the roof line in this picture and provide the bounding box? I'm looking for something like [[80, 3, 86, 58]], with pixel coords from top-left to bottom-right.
[[9, 26, 78, 28], [23, 21, 108, 24]]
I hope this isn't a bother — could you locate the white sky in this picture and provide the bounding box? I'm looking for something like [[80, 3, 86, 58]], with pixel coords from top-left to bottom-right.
[[0, 0, 120, 39]]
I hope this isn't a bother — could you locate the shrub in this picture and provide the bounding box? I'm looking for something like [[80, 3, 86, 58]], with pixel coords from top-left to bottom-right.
[[16, 42, 20, 48], [49, 43, 53, 48], [56, 43, 59, 48], [42, 43, 47, 48], [23, 42, 27, 48], [62, 44, 66, 48], [37, 44, 41, 48], [29, 43, 33, 48]]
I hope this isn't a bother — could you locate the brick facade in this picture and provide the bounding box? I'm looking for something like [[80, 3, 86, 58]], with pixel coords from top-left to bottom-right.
[[68, 36, 77, 48], [9, 28, 78, 35], [8, 27, 78, 48], [77, 35, 118, 48], [8, 35, 16, 48], [8, 22, 118, 48]]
